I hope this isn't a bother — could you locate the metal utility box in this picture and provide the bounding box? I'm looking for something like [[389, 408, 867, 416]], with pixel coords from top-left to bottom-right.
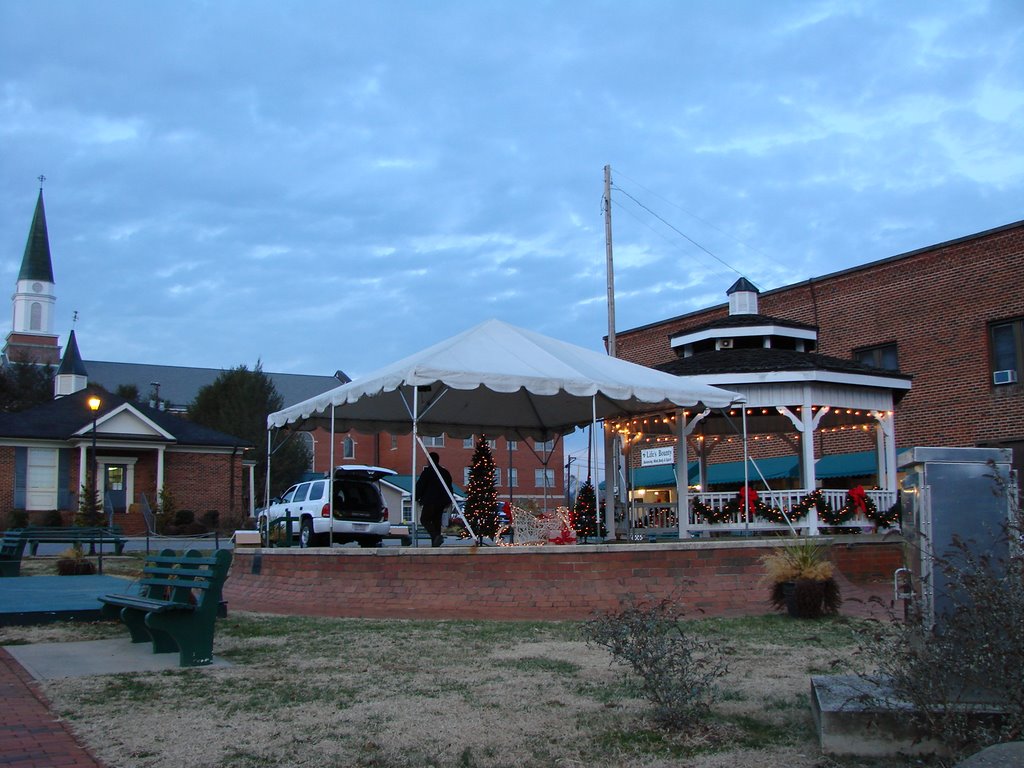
[[897, 446, 1016, 631]]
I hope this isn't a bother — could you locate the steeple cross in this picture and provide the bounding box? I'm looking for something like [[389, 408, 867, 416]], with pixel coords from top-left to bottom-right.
[[37, 174, 46, 188]]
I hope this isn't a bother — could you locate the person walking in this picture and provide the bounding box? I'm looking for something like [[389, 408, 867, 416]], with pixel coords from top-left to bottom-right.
[[415, 451, 453, 547]]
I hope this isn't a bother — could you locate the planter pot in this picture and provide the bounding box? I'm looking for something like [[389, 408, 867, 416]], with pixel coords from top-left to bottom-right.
[[57, 558, 96, 576], [783, 578, 840, 619]]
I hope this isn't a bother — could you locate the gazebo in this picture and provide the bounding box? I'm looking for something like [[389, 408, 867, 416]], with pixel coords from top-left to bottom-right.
[[609, 279, 912, 538]]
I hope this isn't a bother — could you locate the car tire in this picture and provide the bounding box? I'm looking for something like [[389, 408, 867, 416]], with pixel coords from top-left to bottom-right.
[[300, 518, 327, 548], [358, 536, 383, 548]]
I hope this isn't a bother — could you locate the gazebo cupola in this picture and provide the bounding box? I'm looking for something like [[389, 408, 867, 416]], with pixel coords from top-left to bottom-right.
[[671, 278, 818, 357]]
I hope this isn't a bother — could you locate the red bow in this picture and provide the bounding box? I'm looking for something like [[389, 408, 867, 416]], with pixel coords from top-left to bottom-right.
[[737, 486, 759, 511], [849, 485, 867, 513]]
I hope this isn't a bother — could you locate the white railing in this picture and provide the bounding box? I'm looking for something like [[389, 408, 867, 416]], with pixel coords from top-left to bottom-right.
[[626, 489, 898, 538]]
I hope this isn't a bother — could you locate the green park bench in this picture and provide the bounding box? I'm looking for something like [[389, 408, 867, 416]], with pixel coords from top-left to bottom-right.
[[99, 548, 233, 667], [21, 525, 127, 556], [1, 530, 28, 577]]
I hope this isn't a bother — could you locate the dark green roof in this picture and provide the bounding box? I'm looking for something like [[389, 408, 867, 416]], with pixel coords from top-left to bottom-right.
[[56, 330, 88, 377], [19, 190, 55, 283]]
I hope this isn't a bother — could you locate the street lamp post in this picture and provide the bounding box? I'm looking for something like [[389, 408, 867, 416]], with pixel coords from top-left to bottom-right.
[[88, 396, 101, 525]]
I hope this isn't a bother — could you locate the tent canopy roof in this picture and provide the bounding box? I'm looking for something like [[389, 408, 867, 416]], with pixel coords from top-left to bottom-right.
[[269, 319, 743, 440]]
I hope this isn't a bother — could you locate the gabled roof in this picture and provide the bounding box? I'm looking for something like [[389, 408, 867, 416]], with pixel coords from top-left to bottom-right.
[[19, 190, 55, 283], [83, 360, 346, 411], [0, 387, 251, 448]]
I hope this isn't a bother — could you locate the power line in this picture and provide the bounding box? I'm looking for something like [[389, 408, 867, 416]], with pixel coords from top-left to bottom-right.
[[614, 167, 776, 263], [613, 185, 744, 277]]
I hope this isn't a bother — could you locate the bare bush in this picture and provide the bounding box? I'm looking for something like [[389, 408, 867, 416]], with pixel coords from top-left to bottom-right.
[[582, 596, 726, 729]]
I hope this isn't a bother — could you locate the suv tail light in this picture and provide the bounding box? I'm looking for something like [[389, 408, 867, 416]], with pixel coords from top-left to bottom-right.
[[381, 506, 389, 522], [321, 503, 330, 518]]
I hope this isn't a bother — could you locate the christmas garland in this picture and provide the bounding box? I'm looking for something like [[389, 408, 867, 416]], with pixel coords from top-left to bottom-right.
[[755, 503, 794, 525], [692, 498, 732, 525], [789, 489, 830, 520], [865, 496, 902, 529]]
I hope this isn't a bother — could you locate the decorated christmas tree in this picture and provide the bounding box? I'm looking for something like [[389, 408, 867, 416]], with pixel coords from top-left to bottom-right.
[[464, 436, 500, 541], [572, 479, 602, 540]]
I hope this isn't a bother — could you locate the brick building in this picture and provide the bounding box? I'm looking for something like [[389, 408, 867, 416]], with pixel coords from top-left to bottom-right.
[[614, 219, 1024, 486]]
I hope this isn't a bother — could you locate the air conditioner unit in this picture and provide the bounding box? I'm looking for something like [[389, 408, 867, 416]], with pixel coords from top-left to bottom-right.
[[993, 369, 1018, 385], [719, 338, 734, 349]]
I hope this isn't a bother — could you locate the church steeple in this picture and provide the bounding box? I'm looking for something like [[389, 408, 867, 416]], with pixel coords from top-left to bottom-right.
[[4, 183, 61, 365], [54, 329, 88, 396], [19, 189, 56, 283]]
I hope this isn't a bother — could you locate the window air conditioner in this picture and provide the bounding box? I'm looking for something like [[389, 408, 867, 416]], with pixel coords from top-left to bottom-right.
[[993, 369, 1018, 385], [719, 338, 733, 349]]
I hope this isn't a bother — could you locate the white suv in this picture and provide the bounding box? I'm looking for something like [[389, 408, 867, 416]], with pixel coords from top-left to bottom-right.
[[260, 465, 395, 548]]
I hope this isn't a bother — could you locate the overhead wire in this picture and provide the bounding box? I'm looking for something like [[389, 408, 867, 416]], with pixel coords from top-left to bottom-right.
[[612, 184, 744, 278], [613, 167, 776, 264]]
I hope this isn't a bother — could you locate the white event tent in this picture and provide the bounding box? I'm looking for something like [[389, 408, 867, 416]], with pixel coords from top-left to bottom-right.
[[267, 319, 744, 537]]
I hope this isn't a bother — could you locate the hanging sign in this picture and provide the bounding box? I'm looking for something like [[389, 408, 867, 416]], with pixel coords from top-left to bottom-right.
[[640, 446, 675, 467]]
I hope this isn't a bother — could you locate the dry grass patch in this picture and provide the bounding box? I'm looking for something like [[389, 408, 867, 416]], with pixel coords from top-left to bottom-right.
[[2, 612, 924, 768]]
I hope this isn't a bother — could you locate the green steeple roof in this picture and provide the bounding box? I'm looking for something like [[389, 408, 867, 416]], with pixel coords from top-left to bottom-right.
[[19, 190, 55, 283]]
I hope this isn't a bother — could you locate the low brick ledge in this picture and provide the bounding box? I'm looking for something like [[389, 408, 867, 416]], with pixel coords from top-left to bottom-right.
[[223, 537, 902, 622]]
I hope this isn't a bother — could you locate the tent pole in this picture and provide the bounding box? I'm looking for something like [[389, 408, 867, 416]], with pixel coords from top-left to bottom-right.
[[263, 428, 272, 545], [328, 406, 336, 545], [411, 387, 419, 547], [742, 406, 750, 530]]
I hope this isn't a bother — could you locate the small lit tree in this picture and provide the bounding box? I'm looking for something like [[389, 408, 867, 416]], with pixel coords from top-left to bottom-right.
[[464, 436, 500, 541], [75, 484, 103, 527], [572, 479, 602, 540]]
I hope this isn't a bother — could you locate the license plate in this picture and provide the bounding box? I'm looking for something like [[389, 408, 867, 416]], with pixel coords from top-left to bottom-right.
[[353, 523, 368, 531]]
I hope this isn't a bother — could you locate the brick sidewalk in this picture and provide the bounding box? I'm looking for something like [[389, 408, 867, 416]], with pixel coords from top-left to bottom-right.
[[0, 647, 105, 767]]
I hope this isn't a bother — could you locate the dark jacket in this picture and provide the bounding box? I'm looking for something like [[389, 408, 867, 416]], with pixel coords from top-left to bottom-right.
[[416, 464, 453, 507]]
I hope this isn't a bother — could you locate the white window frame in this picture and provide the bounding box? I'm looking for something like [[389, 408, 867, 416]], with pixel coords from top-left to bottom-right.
[[534, 468, 555, 488]]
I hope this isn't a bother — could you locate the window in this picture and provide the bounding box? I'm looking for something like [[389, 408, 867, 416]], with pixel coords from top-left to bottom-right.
[[534, 438, 554, 452], [342, 436, 356, 459], [390, 435, 398, 450], [493, 468, 502, 485], [29, 302, 42, 331], [534, 468, 555, 488], [508, 440, 517, 451], [292, 483, 310, 503], [423, 435, 445, 447], [854, 343, 899, 371], [26, 448, 58, 510], [990, 319, 1023, 384], [463, 437, 474, 449], [308, 480, 326, 501], [463, 467, 471, 485], [464, 435, 497, 449], [509, 468, 518, 487]]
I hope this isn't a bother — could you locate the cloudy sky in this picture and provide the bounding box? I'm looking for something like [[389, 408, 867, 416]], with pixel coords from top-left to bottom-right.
[[2, 1, 1023, 388]]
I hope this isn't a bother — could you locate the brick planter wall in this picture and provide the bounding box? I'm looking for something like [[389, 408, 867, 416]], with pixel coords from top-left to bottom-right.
[[224, 538, 903, 621]]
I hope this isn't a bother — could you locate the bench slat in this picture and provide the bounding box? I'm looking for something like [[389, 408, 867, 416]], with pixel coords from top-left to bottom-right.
[[100, 594, 195, 613], [140, 577, 212, 590]]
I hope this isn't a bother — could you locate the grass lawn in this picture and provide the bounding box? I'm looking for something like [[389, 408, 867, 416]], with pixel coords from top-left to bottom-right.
[[0, 611, 925, 768]]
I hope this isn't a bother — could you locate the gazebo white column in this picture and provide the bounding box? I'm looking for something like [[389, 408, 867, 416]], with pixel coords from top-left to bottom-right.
[[777, 399, 830, 536], [874, 410, 897, 490], [155, 445, 166, 502], [676, 408, 710, 539]]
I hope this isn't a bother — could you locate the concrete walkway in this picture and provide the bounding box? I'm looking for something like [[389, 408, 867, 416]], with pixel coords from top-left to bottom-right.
[[0, 647, 105, 767]]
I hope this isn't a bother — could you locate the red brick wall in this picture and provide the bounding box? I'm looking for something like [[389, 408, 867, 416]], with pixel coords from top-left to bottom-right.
[[224, 539, 902, 621], [616, 223, 1024, 454], [164, 450, 245, 521]]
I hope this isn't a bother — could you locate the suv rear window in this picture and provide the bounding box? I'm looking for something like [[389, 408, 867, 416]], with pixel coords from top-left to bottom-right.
[[308, 480, 326, 501]]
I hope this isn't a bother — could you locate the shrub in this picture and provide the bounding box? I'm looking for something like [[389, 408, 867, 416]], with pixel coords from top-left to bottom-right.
[[4, 509, 28, 530], [155, 488, 177, 534], [201, 510, 220, 530], [582, 596, 726, 729], [56, 545, 96, 575], [762, 540, 841, 618], [174, 509, 195, 527]]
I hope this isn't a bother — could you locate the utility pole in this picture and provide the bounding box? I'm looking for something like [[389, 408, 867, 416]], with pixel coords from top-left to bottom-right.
[[603, 164, 619, 540], [603, 164, 616, 357]]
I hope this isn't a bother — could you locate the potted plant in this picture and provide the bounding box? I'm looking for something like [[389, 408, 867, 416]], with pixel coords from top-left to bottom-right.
[[762, 540, 841, 618], [56, 545, 97, 576]]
